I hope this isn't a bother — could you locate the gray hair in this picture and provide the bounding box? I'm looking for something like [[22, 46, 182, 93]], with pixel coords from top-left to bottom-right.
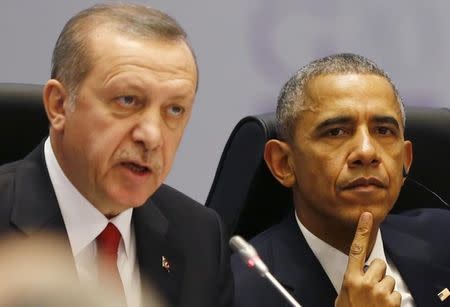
[[51, 3, 198, 101], [276, 53, 405, 142]]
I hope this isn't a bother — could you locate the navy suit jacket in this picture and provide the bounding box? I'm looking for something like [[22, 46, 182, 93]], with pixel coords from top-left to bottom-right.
[[0, 142, 233, 307], [232, 209, 450, 307]]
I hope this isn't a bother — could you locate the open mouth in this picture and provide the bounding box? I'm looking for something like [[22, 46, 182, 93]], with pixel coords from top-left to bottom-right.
[[121, 162, 150, 175]]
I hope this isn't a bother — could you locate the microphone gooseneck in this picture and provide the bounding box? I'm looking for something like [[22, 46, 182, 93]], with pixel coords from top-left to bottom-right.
[[406, 177, 450, 208], [230, 235, 302, 307]]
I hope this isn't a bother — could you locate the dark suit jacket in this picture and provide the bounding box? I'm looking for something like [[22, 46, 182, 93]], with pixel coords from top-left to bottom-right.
[[232, 209, 450, 307], [0, 143, 233, 307]]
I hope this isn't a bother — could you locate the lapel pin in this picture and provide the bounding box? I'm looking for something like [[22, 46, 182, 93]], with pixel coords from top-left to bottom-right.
[[161, 256, 171, 273], [438, 288, 450, 302]]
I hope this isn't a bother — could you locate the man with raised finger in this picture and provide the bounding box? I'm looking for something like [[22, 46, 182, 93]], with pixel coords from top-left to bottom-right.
[[232, 53, 450, 307]]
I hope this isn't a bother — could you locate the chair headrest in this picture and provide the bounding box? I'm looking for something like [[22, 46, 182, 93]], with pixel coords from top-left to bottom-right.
[[0, 83, 48, 165]]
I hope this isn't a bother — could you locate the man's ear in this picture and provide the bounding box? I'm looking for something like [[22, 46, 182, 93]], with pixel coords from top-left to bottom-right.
[[43, 79, 69, 131], [402, 140, 413, 184], [264, 139, 296, 188]]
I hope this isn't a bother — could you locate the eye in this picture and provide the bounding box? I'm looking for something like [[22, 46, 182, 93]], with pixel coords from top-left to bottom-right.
[[116, 96, 136, 106], [376, 126, 394, 135], [326, 128, 346, 137], [167, 105, 185, 117]]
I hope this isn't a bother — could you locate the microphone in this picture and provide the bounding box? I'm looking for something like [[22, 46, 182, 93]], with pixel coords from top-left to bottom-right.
[[406, 177, 450, 208], [230, 235, 302, 307]]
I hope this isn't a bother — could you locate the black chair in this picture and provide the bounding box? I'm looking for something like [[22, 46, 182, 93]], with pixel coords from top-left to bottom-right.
[[206, 107, 450, 240], [0, 83, 48, 165]]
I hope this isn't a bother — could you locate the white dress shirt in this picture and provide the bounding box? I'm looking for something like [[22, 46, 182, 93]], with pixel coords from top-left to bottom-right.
[[295, 212, 415, 307], [44, 138, 141, 307]]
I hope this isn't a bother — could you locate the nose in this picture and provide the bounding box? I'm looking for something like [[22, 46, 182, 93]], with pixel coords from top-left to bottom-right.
[[347, 128, 380, 169], [131, 109, 163, 152]]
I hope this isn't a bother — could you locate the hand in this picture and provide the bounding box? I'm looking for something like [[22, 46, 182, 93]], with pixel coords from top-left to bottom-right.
[[335, 212, 401, 307]]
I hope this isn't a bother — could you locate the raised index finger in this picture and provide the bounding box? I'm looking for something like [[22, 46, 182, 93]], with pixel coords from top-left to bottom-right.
[[346, 212, 373, 274]]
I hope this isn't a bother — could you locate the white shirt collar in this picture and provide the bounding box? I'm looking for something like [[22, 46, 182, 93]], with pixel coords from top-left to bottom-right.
[[295, 211, 387, 293], [44, 138, 133, 258]]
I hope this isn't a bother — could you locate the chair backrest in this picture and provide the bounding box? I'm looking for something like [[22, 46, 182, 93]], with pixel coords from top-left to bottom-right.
[[0, 83, 48, 165], [206, 107, 450, 240]]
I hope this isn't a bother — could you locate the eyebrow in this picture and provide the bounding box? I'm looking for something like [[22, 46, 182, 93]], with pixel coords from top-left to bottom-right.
[[315, 116, 354, 131], [314, 115, 401, 131], [372, 115, 400, 130]]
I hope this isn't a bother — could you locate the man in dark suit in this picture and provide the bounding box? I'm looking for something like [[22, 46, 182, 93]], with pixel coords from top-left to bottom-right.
[[0, 4, 232, 307], [232, 53, 450, 307]]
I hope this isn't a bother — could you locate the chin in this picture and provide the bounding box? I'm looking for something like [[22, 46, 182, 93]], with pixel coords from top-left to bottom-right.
[[108, 189, 156, 209], [348, 206, 391, 226], [103, 175, 165, 208]]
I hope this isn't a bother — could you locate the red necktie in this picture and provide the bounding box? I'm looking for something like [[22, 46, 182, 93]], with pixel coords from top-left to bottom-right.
[[96, 223, 126, 303]]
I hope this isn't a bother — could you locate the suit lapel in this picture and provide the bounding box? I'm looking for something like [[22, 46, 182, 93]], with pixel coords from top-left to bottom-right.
[[271, 214, 337, 307], [382, 224, 450, 306], [10, 143, 68, 236], [133, 201, 184, 306], [8, 143, 76, 277]]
